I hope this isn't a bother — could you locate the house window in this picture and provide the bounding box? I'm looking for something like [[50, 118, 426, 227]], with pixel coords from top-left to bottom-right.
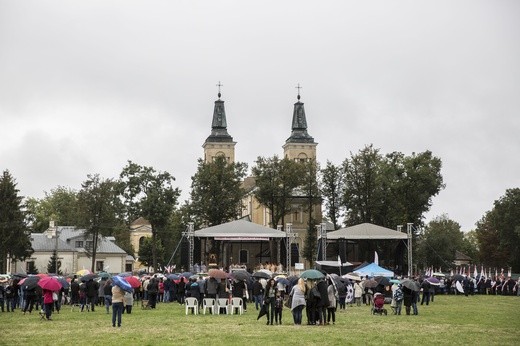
[[96, 261, 104, 272], [85, 241, 93, 250], [239, 250, 248, 264], [26, 261, 36, 274], [75, 241, 84, 248]]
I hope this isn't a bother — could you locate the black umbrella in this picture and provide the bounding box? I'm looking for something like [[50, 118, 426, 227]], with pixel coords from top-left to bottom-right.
[[400, 279, 420, 292], [374, 276, 391, 286], [287, 275, 299, 285], [252, 271, 271, 279], [257, 303, 268, 320], [231, 270, 250, 281], [80, 273, 99, 282], [363, 279, 378, 288], [21, 276, 40, 290], [451, 274, 464, 282]]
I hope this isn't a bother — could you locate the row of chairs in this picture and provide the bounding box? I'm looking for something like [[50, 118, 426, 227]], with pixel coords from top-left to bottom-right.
[[185, 297, 244, 315]]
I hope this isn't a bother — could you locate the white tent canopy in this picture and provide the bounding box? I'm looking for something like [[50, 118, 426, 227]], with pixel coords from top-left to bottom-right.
[[326, 223, 408, 240], [194, 219, 286, 239]]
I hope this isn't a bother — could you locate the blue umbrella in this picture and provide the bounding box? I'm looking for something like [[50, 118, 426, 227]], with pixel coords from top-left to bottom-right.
[[112, 275, 133, 293], [180, 272, 193, 278], [118, 272, 132, 277], [275, 278, 290, 286], [167, 274, 180, 280]]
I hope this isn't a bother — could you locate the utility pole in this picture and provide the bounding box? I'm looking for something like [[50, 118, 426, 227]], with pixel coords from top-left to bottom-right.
[[407, 223, 413, 277]]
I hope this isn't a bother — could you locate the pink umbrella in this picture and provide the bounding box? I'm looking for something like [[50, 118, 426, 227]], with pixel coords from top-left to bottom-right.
[[38, 276, 63, 291]]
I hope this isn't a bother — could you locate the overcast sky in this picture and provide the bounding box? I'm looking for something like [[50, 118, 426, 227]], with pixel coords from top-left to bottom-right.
[[1, 0, 519, 232]]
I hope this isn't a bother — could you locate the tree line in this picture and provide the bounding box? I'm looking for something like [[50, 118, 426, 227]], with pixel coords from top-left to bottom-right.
[[1, 144, 519, 273]]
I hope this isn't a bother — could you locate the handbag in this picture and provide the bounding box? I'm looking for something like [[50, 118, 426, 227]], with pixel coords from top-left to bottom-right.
[[52, 292, 58, 301]]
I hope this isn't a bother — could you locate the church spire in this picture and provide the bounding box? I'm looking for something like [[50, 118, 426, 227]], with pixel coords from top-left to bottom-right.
[[286, 84, 315, 144], [206, 82, 233, 143], [203, 82, 236, 163]]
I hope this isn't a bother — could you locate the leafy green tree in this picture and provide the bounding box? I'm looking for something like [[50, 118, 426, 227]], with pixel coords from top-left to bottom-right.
[[476, 188, 520, 271], [119, 161, 180, 272], [320, 160, 345, 230], [25, 187, 78, 233], [252, 156, 306, 229], [0, 170, 33, 272], [138, 237, 165, 269], [47, 250, 63, 275], [76, 174, 122, 272], [301, 160, 321, 263], [189, 156, 247, 226], [416, 215, 465, 270]]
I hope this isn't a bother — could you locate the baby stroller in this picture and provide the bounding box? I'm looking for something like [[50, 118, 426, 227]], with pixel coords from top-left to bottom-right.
[[371, 292, 388, 315]]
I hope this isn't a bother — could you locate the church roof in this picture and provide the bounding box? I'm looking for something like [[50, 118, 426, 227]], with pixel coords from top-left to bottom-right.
[[326, 223, 408, 240], [286, 96, 315, 144], [194, 219, 286, 238], [205, 95, 233, 143]]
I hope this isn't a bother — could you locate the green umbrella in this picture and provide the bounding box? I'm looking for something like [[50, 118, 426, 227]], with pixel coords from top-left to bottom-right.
[[98, 272, 111, 279], [300, 269, 325, 280]]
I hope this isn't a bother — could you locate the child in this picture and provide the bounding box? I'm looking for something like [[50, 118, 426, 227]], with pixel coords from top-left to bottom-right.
[[123, 290, 134, 314], [274, 291, 283, 325]]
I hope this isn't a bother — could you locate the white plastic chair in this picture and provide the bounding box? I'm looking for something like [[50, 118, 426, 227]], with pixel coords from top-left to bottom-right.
[[203, 298, 216, 315], [217, 298, 230, 315], [185, 297, 199, 315], [231, 297, 243, 315]]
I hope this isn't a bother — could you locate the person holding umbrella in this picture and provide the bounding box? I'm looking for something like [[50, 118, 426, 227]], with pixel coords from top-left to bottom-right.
[[111, 283, 124, 327], [42, 289, 54, 320]]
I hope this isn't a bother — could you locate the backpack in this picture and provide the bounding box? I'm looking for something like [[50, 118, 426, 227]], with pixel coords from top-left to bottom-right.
[[394, 288, 403, 302]]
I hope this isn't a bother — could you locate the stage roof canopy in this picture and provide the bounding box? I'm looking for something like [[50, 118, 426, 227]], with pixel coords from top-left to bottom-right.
[[326, 223, 408, 240], [194, 219, 287, 239]]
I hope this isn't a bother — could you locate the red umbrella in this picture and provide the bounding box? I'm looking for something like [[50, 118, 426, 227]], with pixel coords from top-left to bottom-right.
[[38, 276, 62, 291], [208, 269, 228, 280], [124, 276, 141, 288]]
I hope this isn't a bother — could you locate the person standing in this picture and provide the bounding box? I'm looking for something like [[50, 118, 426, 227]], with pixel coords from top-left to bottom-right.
[[421, 279, 431, 305], [316, 279, 330, 325], [289, 278, 306, 325], [327, 280, 337, 324], [85, 278, 99, 312], [264, 279, 277, 325], [252, 278, 264, 310], [23, 287, 37, 314], [111, 284, 124, 327], [147, 278, 158, 309], [403, 286, 413, 315], [104, 279, 113, 314], [70, 279, 80, 305], [274, 291, 284, 324], [354, 281, 363, 307], [123, 290, 133, 314], [42, 289, 54, 321], [393, 284, 404, 315]]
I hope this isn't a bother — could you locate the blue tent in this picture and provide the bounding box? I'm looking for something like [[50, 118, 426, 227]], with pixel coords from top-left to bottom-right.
[[353, 263, 394, 278]]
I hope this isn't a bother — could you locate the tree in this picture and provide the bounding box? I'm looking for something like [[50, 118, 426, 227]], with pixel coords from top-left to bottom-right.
[[475, 188, 520, 271], [252, 156, 306, 229], [189, 156, 247, 226], [25, 187, 78, 233], [138, 237, 165, 269], [416, 215, 465, 270], [76, 174, 122, 272], [320, 160, 345, 230], [119, 161, 180, 272], [0, 170, 33, 272], [47, 250, 63, 275]]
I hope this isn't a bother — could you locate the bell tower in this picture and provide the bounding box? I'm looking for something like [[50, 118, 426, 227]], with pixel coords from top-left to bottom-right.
[[202, 82, 236, 163], [283, 84, 317, 161]]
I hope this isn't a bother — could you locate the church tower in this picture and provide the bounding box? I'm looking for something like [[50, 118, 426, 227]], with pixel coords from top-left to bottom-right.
[[202, 86, 236, 163], [282, 89, 317, 161]]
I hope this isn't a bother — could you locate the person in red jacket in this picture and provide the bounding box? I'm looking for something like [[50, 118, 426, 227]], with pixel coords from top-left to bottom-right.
[[42, 289, 54, 320]]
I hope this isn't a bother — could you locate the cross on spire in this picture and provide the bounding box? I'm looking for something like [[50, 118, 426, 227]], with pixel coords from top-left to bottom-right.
[[216, 81, 223, 99], [295, 83, 302, 100]]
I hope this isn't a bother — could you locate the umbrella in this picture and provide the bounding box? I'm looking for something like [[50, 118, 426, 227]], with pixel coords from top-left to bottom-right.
[[167, 274, 180, 280], [118, 272, 133, 277], [258, 269, 273, 276], [389, 279, 401, 284], [343, 272, 361, 281], [276, 278, 290, 286], [38, 276, 62, 291], [287, 275, 299, 285], [252, 271, 271, 279], [124, 276, 141, 288], [98, 272, 112, 279], [400, 279, 420, 291], [112, 275, 133, 293], [76, 269, 92, 276], [451, 274, 464, 282], [180, 272, 193, 278], [328, 274, 346, 295], [455, 281, 464, 293], [20, 276, 40, 290], [374, 276, 391, 286], [80, 273, 99, 282], [56, 277, 70, 289], [257, 303, 268, 320], [208, 269, 229, 280], [12, 273, 28, 279], [231, 270, 250, 281], [346, 284, 354, 303], [425, 277, 441, 286], [363, 279, 378, 288], [300, 269, 325, 280]]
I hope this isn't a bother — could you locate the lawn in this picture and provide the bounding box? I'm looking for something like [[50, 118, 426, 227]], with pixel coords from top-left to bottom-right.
[[1, 295, 518, 345]]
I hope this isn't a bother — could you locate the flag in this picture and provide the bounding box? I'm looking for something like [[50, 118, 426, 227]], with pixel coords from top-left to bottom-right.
[[337, 255, 342, 267], [508, 267, 512, 277], [374, 251, 379, 265], [473, 265, 478, 279]]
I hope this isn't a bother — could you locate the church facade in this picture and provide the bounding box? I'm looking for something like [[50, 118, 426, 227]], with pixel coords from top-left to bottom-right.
[[200, 90, 323, 271]]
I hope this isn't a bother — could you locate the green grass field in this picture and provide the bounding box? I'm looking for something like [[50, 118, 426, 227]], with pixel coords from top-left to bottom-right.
[[1, 295, 518, 345]]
